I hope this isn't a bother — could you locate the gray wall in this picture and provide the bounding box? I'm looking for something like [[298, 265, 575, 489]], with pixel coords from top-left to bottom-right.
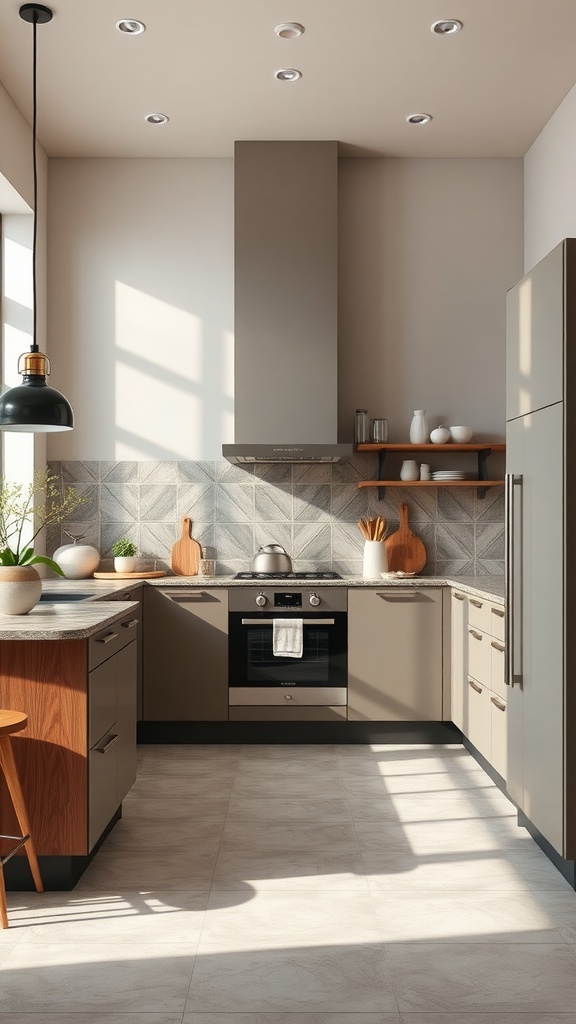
[[338, 158, 524, 441]]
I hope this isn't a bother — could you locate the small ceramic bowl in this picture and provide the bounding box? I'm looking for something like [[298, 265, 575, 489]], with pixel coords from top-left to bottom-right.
[[449, 425, 473, 443]]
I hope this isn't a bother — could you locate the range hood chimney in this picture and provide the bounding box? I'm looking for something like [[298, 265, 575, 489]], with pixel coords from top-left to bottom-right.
[[222, 141, 352, 464]]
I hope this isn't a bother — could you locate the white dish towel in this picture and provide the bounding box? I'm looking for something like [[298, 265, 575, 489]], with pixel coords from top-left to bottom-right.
[[273, 618, 303, 658]]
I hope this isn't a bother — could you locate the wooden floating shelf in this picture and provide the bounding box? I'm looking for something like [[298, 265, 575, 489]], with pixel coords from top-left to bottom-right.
[[355, 443, 506, 453], [357, 480, 504, 488], [354, 442, 505, 498]]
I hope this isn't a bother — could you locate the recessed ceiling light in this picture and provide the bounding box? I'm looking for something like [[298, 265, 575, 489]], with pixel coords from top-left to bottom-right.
[[431, 19, 462, 34], [275, 22, 305, 38], [145, 112, 169, 125], [116, 19, 146, 34], [275, 68, 302, 82], [405, 113, 432, 125]]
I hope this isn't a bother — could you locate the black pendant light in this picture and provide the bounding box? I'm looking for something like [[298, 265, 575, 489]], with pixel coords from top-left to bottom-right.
[[0, 3, 73, 432]]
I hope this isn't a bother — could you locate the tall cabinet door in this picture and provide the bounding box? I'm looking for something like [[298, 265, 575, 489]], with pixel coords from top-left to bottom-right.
[[506, 240, 564, 419], [506, 403, 564, 852]]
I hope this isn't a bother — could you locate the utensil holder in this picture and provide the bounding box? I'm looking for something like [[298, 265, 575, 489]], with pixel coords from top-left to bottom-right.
[[363, 540, 388, 578]]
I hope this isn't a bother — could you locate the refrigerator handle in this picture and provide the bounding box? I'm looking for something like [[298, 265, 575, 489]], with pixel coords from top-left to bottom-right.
[[505, 472, 523, 688]]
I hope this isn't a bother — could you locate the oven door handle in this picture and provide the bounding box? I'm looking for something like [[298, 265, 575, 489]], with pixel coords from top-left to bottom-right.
[[240, 618, 336, 626]]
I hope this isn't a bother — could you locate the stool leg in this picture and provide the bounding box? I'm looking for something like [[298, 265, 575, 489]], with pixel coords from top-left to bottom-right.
[[0, 736, 43, 894], [0, 861, 8, 928]]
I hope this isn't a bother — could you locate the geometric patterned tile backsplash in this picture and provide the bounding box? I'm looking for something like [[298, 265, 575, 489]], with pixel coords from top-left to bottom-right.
[[47, 456, 505, 577]]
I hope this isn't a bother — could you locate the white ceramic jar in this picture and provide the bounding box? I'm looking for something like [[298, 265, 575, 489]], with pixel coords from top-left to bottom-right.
[[410, 410, 428, 444], [400, 459, 420, 481]]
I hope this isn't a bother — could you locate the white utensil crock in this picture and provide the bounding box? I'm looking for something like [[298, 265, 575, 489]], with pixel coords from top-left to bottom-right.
[[363, 540, 388, 578]]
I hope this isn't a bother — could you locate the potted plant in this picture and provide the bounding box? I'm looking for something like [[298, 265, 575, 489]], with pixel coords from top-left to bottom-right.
[[111, 538, 138, 573], [0, 472, 88, 615]]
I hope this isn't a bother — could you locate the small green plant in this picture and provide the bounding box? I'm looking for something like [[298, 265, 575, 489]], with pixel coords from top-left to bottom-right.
[[0, 472, 89, 575], [112, 538, 137, 558]]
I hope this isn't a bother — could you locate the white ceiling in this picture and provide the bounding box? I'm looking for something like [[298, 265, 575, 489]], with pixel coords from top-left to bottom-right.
[[0, 0, 575, 159]]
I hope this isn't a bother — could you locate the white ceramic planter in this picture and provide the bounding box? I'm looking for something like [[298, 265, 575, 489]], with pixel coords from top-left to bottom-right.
[[53, 543, 100, 579], [114, 556, 138, 573], [0, 565, 42, 615]]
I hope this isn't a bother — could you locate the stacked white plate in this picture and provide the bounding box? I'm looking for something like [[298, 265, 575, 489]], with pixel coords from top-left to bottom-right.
[[432, 470, 467, 480]]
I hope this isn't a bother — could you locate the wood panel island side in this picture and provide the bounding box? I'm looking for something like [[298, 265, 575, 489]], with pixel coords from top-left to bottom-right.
[[0, 599, 139, 889]]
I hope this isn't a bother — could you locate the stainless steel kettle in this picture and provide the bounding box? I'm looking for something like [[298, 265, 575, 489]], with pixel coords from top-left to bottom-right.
[[251, 544, 293, 573]]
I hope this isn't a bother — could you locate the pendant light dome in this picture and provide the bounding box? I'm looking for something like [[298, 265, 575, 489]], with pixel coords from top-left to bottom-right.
[[0, 3, 74, 433]]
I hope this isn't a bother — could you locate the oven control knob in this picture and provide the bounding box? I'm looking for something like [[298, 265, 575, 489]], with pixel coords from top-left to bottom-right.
[[309, 592, 321, 607], [284, 694, 293, 700], [255, 592, 267, 607]]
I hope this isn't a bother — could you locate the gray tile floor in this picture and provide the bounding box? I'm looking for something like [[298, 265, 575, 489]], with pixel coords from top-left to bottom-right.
[[2, 742, 576, 1023]]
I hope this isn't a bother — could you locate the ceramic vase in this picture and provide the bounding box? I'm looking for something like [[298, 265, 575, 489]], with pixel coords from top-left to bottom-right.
[[0, 565, 42, 615], [363, 540, 388, 578], [410, 410, 428, 444], [114, 556, 138, 573], [53, 543, 100, 579], [400, 459, 420, 481]]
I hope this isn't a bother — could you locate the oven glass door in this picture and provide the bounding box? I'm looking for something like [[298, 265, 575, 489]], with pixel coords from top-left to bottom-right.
[[229, 611, 347, 688]]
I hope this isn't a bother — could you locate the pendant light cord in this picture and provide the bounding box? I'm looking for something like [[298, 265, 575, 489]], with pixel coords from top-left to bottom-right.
[[31, 9, 39, 353]]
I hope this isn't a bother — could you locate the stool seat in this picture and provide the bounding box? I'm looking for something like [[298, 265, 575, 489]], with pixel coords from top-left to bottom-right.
[[0, 710, 28, 735], [0, 708, 43, 927]]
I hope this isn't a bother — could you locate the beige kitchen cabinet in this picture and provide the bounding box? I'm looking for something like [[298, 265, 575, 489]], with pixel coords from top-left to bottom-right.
[[450, 589, 468, 730], [348, 588, 443, 721], [88, 620, 138, 850], [143, 586, 228, 721], [109, 586, 143, 717], [454, 591, 507, 780]]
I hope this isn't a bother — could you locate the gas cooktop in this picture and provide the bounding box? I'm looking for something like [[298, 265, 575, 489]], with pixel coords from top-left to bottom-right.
[[234, 571, 342, 580]]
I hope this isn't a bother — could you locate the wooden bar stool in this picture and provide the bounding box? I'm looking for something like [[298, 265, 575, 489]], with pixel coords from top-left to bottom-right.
[[0, 710, 44, 928]]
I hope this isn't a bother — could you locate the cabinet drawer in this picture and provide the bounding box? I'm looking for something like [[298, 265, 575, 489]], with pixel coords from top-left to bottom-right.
[[490, 605, 505, 642], [468, 626, 491, 687], [490, 638, 507, 700], [88, 729, 119, 851], [467, 597, 493, 634], [89, 656, 117, 746], [89, 614, 139, 671], [490, 693, 507, 780], [465, 677, 491, 761]]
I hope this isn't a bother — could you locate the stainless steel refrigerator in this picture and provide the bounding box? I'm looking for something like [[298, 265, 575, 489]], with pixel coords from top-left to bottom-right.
[[506, 237, 576, 875]]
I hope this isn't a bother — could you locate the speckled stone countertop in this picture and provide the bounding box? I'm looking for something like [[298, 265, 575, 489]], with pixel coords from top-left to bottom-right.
[[0, 600, 139, 641], [0, 572, 504, 639]]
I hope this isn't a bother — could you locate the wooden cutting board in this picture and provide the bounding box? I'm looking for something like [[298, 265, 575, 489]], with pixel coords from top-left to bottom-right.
[[385, 502, 427, 574], [171, 517, 202, 576]]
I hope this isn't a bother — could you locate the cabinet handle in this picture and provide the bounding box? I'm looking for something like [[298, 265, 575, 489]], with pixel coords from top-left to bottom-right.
[[376, 591, 428, 601], [470, 599, 483, 608], [241, 618, 335, 626], [94, 733, 119, 754], [468, 679, 482, 694], [492, 608, 505, 618], [121, 618, 139, 629], [490, 696, 506, 712], [453, 592, 465, 601], [167, 591, 208, 601], [469, 629, 483, 641], [505, 471, 523, 688], [490, 640, 505, 653], [96, 631, 118, 644]]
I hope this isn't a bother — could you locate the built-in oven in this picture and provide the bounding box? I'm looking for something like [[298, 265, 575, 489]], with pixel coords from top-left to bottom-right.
[[228, 587, 347, 707]]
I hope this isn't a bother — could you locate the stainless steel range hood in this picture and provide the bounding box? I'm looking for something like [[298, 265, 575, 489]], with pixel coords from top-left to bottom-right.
[[223, 141, 352, 465]]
